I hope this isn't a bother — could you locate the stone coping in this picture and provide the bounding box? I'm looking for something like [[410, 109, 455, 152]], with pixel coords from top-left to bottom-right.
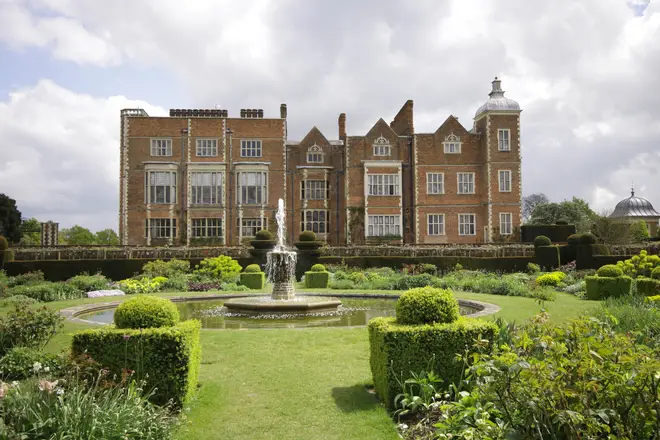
[[59, 292, 501, 327]]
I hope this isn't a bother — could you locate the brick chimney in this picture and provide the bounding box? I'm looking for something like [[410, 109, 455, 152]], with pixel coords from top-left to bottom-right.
[[280, 103, 287, 119], [338, 113, 346, 138]]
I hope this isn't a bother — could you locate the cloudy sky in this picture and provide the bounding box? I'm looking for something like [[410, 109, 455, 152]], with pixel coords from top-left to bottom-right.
[[0, 0, 658, 232]]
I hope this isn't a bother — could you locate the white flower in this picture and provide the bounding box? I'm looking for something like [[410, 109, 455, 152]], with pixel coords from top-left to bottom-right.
[[44, 366, 50, 373], [11, 381, 19, 387], [56, 388, 64, 395], [33, 362, 42, 372]]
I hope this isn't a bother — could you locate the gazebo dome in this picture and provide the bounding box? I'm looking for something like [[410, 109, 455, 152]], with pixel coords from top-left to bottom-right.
[[609, 188, 660, 218], [474, 77, 520, 119]]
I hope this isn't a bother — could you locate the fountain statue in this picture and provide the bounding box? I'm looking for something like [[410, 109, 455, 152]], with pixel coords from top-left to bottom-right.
[[223, 198, 341, 315]]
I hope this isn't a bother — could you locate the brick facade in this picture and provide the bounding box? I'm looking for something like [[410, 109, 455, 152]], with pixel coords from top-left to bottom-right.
[[120, 79, 522, 245]]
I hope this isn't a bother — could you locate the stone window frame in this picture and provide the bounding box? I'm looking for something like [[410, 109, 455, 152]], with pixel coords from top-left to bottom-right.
[[498, 129, 511, 151], [240, 139, 262, 158], [426, 172, 444, 195], [144, 167, 177, 204], [499, 212, 513, 235], [498, 169, 512, 192], [150, 138, 172, 156], [443, 133, 462, 154], [301, 209, 329, 234], [372, 135, 392, 156], [306, 144, 324, 163], [367, 174, 400, 196], [240, 217, 266, 238], [458, 213, 476, 236], [457, 172, 475, 194], [191, 218, 223, 238], [237, 170, 268, 205], [196, 138, 218, 157], [144, 218, 176, 238], [427, 214, 445, 235], [190, 171, 223, 205], [301, 180, 329, 200], [367, 215, 401, 237]]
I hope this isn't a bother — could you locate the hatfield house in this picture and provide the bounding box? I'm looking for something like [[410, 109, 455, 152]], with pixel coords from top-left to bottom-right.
[[119, 77, 522, 246]]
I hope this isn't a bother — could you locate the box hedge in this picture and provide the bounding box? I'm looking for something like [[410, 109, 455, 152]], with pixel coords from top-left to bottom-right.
[[304, 271, 330, 288], [534, 245, 560, 270], [71, 319, 201, 408], [585, 276, 632, 300], [368, 316, 497, 410], [636, 277, 660, 297], [240, 272, 265, 289], [318, 256, 535, 274]]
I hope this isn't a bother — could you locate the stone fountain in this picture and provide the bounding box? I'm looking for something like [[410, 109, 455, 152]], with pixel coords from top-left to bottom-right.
[[223, 199, 341, 315]]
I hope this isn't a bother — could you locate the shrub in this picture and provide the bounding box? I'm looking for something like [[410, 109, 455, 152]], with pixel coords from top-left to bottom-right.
[[533, 235, 551, 247], [636, 277, 660, 297], [535, 271, 566, 287], [368, 317, 498, 410], [0, 236, 7, 250], [298, 231, 317, 242], [161, 274, 189, 292], [0, 347, 64, 380], [555, 218, 569, 225], [117, 278, 162, 295], [535, 245, 560, 270], [652, 266, 660, 280], [142, 259, 190, 278], [526, 262, 541, 274], [219, 283, 250, 292], [6, 271, 45, 288], [585, 276, 632, 300], [244, 264, 261, 273], [310, 264, 326, 272], [396, 287, 459, 325], [395, 273, 436, 290], [0, 377, 178, 439], [67, 273, 110, 292], [255, 230, 273, 240], [597, 264, 623, 278], [616, 250, 660, 278], [579, 232, 597, 244], [114, 295, 180, 329], [0, 303, 64, 357], [0, 295, 39, 307], [645, 295, 660, 306], [240, 272, 265, 289], [5, 281, 83, 302], [304, 270, 330, 288], [194, 256, 242, 281], [71, 319, 202, 408], [187, 281, 221, 292], [329, 279, 356, 290], [567, 233, 582, 246]]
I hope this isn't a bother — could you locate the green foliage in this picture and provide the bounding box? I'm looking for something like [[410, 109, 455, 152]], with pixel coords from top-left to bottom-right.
[[594, 295, 660, 347], [535, 271, 566, 287], [59, 225, 96, 245], [0, 194, 22, 243], [526, 262, 540, 274], [616, 249, 660, 278], [6, 281, 84, 302], [585, 275, 632, 300], [66, 273, 110, 292], [255, 229, 273, 240], [534, 245, 560, 270], [142, 259, 190, 278], [629, 220, 650, 243], [596, 264, 623, 277], [0, 303, 64, 357], [0, 295, 40, 307], [19, 217, 41, 245], [555, 218, 568, 225], [117, 278, 163, 295], [653, 267, 660, 280], [194, 255, 242, 281], [434, 317, 660, 439], [328, 279, 355, 290], [160, 274, 189, 292], [567, 233, 581, 246], [579, 232, 597, 244], [393, 370, 443, 420], [0, 236, 7, 250], [528, 197, 597, 233], [533, 235, 551, 247], [522, 193, 549, 221], [71, 319, 202, 408], [310, 264, 326, 272], [368, 316, 497, 410], [645, 295, 660, 305], [240, 272, 265, 289], [636, 277, 660, 297], [243, 264, 261, 273], [0, 377, 178, 439], [114, 295, 180, 329], [0, 347, 64, 380], [95, 228, 120, 245], [6, 270, 44, 287], [298, 230, 317, 242], [396, 287, 459, 325], [304, 271, 330, 288]]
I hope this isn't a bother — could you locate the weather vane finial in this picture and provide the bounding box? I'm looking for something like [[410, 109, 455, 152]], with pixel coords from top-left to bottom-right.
[[631, 181, 635, 197]]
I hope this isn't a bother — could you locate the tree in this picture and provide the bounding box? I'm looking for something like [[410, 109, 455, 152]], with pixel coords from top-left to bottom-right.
[[60, 225, 96, 245], [95, 229, 119, 245], [591, 212, 630, 245], [20, 217, 41, 245], [522, 193, 549, 222], [629, 220, 650, 243], [0, 194, 22, 243], [528, 197, 597, 233]]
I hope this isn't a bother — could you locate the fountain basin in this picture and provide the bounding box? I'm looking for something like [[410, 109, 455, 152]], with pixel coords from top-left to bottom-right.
[[224, 296, 342, 315]]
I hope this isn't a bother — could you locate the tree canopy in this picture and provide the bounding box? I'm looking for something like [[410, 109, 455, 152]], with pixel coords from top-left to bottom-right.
[[20, 217, 41, 245], [522, 193, 549, 221], [59, 225, 97, 245], [95, 229, 119, 245], [0, 194, 22, 243], [528, 197, 597, 233]]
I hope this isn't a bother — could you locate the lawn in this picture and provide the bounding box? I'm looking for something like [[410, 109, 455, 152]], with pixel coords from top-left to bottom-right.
[[4, 289, 599, 440]]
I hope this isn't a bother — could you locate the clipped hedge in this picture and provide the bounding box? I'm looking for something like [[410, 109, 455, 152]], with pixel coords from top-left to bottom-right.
[[368, 317, 498, 410], [304, 271, 330, 288], [636, 277, 660, 297], [395, 287, 459, 325], [521, 225, 576, 243], [585, 276, 632, 300], [240, 272, 265, 289], [534, 245, 560, 270], [71, 319, 201, 408], [596, 264, 623, 278], [114, 295, 180, 329]]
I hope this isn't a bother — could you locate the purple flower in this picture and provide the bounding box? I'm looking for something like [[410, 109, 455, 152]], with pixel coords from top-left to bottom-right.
[[123, 334, 131, 341]]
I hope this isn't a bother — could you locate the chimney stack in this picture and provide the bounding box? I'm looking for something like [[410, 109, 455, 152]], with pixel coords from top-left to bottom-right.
[[280, 103, 287, 119], [338, 113, 346, 138]]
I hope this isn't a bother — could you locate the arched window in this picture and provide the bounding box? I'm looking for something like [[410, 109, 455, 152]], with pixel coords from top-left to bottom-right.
[[307, 144, 324, 163], [373, 135, 391, 156], [443, 133, 462, 154]]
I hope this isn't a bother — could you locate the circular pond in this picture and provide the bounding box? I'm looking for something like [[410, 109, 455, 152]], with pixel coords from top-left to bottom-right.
[[73, 294, 493, 330]]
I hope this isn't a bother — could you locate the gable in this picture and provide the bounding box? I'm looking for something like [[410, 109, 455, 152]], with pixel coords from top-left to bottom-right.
[[434, 115, 470, 138], [299, 126, 331, 148]]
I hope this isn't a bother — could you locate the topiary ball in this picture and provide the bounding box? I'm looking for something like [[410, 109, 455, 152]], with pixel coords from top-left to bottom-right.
[[555, 219, 569, 225], [244, 264, 261, 273], [311, 264, 326, 272], [114, 295, 180, 329], [597, 264, 623, 278], [579, 233, 597, 245], [255, 230, 273, 241], [533, 235, 552, 247], [652, 267, 660, 280], [0, 236, 8, 251], [567, 234, 582, 246], [396, 286, 459, 325], [299, 231, 317, 242]]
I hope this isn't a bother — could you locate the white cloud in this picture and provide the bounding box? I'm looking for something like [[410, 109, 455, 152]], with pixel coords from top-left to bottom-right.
[[1, 0, 660, 230]]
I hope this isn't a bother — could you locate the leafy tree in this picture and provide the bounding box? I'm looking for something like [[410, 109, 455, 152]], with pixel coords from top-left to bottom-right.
[[0, 194, 22, 243], [629, 220, 650, 243], [60, 225, 96, 245], [95, 229, 119, 245], [522, 193, 549, 221], [591, 213, 630, 245], [20, 217, 41, 245], [529, 197, 597, 233]]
